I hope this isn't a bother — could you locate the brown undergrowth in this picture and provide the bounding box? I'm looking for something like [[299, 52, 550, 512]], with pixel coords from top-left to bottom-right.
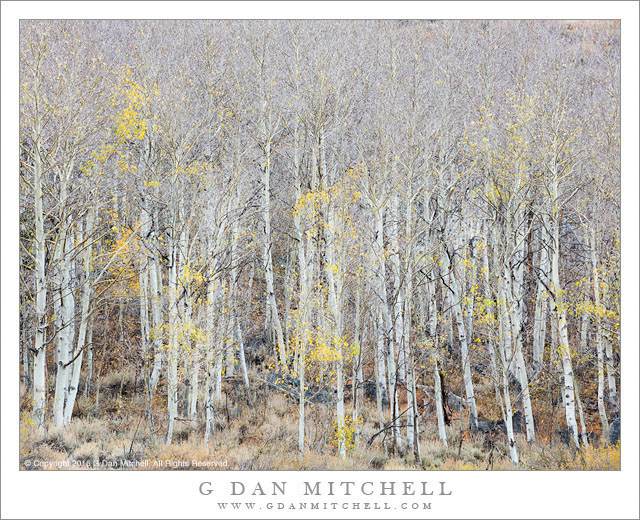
[[19, 372, 620, 471]]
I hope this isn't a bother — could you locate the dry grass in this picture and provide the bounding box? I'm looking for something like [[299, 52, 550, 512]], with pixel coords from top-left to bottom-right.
[[19, 386, 621, 471], [523, 441, 621, 470]]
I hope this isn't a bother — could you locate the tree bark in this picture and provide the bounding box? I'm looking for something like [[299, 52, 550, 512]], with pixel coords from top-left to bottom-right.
[[443, 247, 479, 432], [32, 77, 47, 427], [64, 208, 94, 424], [550, 206, 580, 448], [590, 226, 610, 440], [165, 238, 179, 445], [261, 131, 286, 365], [148, 209, 164, 396], [532, 222, 550, 373], [53, 214, 75, 427]]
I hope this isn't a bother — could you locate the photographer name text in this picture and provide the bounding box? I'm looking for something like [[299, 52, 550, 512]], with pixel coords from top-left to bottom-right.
[[199, 480, 452, 497]]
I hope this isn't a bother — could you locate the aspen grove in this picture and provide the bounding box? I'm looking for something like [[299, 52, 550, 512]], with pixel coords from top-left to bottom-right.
[[19, 20, 621, 469]]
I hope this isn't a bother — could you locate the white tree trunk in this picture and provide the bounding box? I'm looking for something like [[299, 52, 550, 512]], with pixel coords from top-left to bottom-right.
[[335, 355, 346, 457], [235, 316, 249, 388], [139, 267, 150, 374], [443, 250, 479, 432], [373, 206, 399, 446], [353, 281, 364, 445], [186, 300, 199, 421], [590, 226, 610, 439], [165, 240, 179, 445], [64, 209, 94, 424], [502, 223, 536, 443], [204, 279, 218, 445], [298, 346, 306, 457], [574, 378, 590, 448], [494, 287, 520, 464], [480, 223, 500, 385], [403, 200, 415, 452], [148, 211, 164, 395], [603, 328, 618, 407], [500, 360, 519, 464], [32, 96, 47, 427], [294, 178, 309, 456], [462, 224, 476, 352], [283, 253, 294, 360], [53, 217, 75, 427], [138, 204, 151, 394], [550, 210, 580, 448], [372, 208, 389, 427], [427, 278, 448, 446], [579, 309, 589, 357], [230, 189, 250, 387], [374, 311, 387, 429], [213, 307, 227, 403], [261, 137, 287, 364], [225, 338, 236, 377], [408, 352, 421, 461], [323, 151, 346, 458], [389, 192, 406, 387], [84, 315, 94, 396], [532, 223, 550, 373], [604, 336, 617, 406], [433, 361, 448, 446], [204, 364, 215, 445]]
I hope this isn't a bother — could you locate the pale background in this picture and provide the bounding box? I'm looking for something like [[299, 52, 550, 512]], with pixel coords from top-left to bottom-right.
[[2, 2, 638, 519]]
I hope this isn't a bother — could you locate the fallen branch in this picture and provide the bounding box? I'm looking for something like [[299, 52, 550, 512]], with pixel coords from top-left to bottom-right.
[[417, 385, 468, 410], [367, 407, 410, 448], [255, 375, 299, 401]]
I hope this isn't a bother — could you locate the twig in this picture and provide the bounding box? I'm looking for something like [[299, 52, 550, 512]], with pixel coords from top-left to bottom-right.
[[367, 407, 409, 448], [128, 413, 144, 457]]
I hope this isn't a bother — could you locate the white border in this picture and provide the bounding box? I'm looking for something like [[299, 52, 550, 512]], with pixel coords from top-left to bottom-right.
[[2, 2, 638, 519]]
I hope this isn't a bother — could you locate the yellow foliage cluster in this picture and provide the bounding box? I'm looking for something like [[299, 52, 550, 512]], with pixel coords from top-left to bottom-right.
[[83, 144, 116, 177], [113, 69, 147, 143], [104, 210, 142, 299], [333, 414, 363, 453], [176, 318, 208, 353], [308, 330, 353, 364], [474, 298, 499, 331], [575, 300, 617, 322], [292, 172, 362, 243], [182, 263, 204, 285]]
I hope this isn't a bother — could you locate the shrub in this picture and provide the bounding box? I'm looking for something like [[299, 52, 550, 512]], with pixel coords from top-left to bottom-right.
[[72, 442, 101, 465]]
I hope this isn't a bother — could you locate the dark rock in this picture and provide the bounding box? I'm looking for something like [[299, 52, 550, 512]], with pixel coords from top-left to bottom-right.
[[264, 368, 335, 404], [267, 367, 298, 392], [363, 380, 377, 400], [361, 380, 389, 407], [245, 333, 268, 366], [476, 419, 496, 433], [471, 362, 487, 376], [307, 389, 333, 404], [556, 429, 571, 446], [585, 431, 600, 444], [478, 411, 523, 435], [556, 428, 602, 447], [512, 410, 524, 433], [507, 374, 523, 402], [444, 392, 466, 411], [609, 416, 620, 444]]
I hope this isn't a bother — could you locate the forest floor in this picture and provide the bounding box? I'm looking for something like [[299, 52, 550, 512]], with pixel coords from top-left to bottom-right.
[[19, 370, 620, 471]]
